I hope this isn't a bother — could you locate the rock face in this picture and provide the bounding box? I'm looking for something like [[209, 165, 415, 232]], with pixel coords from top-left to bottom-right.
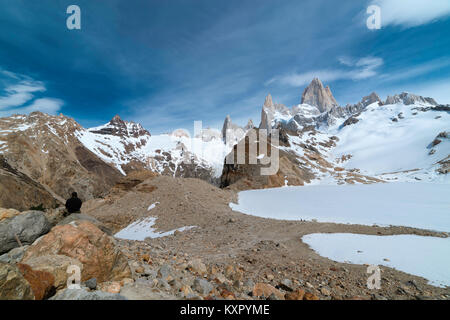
[[259, 94, 291, 132], [0, 211, 51, 254], [244, 119, 254, 130], [361, 92, 382, 107], [0, 156, 59, 211], [385, 92, 437, 106], [301, 78, 339, 113], [0, 262, 34, 300], [22, 221, 132, 283], [89, 115, 150, 138], [220, 129, 316, 190], [222, 115, 246, 144], [23, 254, 83, 290], [0, 112, 122, 207]]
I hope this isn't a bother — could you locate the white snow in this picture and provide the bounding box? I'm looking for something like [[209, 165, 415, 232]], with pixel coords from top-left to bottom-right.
[[329, 103, 450, 183], [230, 182, 450, 232], [76, 127, 231, 178], [302, 233, 450, 288], [148, 202, 159, 211], [114, 216, 196, 241]]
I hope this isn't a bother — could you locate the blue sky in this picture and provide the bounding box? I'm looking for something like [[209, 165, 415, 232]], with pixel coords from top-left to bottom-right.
[[0, 0, 449, 133]]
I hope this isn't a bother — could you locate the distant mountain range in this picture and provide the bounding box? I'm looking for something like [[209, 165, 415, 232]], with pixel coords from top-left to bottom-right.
[[0, 78, 448, 210]]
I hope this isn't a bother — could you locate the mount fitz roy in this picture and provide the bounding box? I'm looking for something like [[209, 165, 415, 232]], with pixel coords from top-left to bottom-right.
[[0, 78, 449, 209]]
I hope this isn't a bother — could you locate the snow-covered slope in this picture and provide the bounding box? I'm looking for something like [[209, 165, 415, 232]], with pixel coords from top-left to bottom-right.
[[329, 102, 450, 183], [76, 117, 231, 178]]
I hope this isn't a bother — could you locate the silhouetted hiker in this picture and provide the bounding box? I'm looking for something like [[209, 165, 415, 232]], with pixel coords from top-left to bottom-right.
[[65, 192, 82, 215]]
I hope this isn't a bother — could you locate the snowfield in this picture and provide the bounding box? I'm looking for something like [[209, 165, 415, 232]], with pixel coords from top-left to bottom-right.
[[114, 216, 196, 241], [329, 103, 450, 183], [115, 201, 196, 240], [230, 182, 450, 232], [302, 233, 450, 288]]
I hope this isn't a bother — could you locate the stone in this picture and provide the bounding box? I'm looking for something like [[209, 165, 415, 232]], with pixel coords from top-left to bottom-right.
[[285, 289, 305, 300], [188, 259, 207, 275], [22, 221, 131, 282], [120, 278, 134, 286], [320, 287, 331, 296], [278, 279, 293, 292], [22, 254, 83, 290], [120, 282, 177, 300], [180, 285, 194, 297], [0, 262, 34, 300], [49, 288, 127, 300], [192, 278, 214, 295], [17, 263, 55, 300], [101, 281, 121, 294], [244, 279, 255, 289], [44, 207, 67, 226], [0, 211, 51, 254], [268, 293, 282, 300], [134, 266, 145, 274], [158, 264, 172, 281], [266, 274, 274, 281], [156, 279, 171, 290], [84, 278, 97, 290], [304, 292, 320, 300], [0, 208, 21, 222], [141, 254, 151, 263], [0, 245, 29, 264], [224, 265, 243, 281], [252, 283, 284, 300], [214, 273, 228, 284], [57, 213, 112, 235]]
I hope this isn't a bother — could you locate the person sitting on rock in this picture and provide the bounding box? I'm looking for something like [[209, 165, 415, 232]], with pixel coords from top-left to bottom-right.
[[65, 192, 82, 215]]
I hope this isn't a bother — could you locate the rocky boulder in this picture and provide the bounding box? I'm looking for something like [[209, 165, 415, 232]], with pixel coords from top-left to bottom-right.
[[0, 262, 34, 300], [22, 254, 83, 290], [0, 211, 51, 254], [0, 208, 21, 222], [22, 221, 131, 283], [16, 263, 55, 300], [0, 245, 29, 264], [252, 283, 285, 300], [57, 213, 112, 235]]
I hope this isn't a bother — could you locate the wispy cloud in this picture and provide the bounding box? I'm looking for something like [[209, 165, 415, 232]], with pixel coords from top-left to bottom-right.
[[0, 69, 63, 117], [371, 0, 450, 28], [267, 56, 384, 87], [379, 58, 450, 83]]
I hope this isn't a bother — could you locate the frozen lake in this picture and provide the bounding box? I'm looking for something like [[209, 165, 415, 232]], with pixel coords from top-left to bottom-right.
[[230, 182, 450, 232], [303, 233, 450, 288]]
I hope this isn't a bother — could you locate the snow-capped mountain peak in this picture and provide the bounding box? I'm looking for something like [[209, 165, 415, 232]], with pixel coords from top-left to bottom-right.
[[89, 115, 151, 138]]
